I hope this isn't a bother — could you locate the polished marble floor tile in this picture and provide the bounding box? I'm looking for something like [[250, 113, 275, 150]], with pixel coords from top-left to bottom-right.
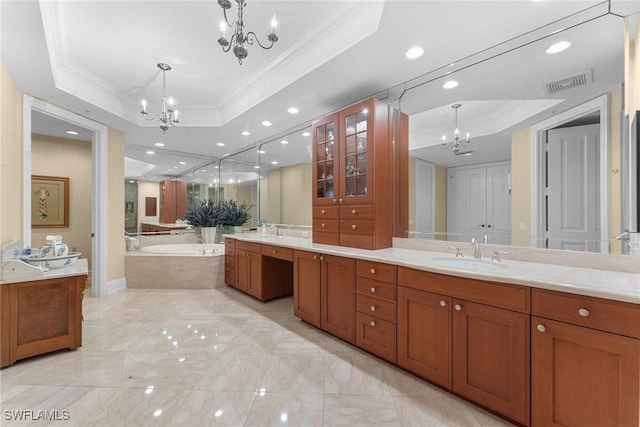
[[0, 287, 515, 426]]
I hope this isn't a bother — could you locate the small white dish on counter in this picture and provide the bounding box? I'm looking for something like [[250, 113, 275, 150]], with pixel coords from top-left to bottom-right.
[[21, 252, 81, 270]]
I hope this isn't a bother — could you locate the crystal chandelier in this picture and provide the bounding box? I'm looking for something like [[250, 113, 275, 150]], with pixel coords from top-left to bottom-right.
[[441, 104, 471, 155], [140, 63, 180, 133], [217, 0, 279, 64]]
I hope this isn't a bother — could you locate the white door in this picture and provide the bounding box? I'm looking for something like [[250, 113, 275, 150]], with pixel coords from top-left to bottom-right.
[[547, 124, 600, 251], [486, 165, 511, 245], [447, 167, 487, 243], [415, 159, 435, 238]]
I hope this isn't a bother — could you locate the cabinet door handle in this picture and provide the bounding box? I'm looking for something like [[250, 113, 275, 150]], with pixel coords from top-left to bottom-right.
[[352, 209, 357, 215], [332, 199, 337, 204], [370, 320, 376, 327], [370, 268, 376, 274], [578, 308, 590, 317], [313, 255, 317, 260], [454, 304, 462, 311], [352, 224, 357, 230], [439, 300, 447, 307], [370, 287, 376, 293], [537, 324, 547, 333], [320, 255, 324, 261], [339, 198, 343, 203], [370, 305, 376, 312]]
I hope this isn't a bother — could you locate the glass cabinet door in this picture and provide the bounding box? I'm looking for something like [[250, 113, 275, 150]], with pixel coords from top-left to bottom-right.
[[340, 102, 372, 203], [312, 114, 339, 205]]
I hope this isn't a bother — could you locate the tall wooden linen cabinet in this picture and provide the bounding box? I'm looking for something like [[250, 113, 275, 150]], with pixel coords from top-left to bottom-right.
[[312, 97, 408, 249]]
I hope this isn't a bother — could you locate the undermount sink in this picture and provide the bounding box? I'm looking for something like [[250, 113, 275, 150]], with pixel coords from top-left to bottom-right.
[[431, 257, 508, 272]]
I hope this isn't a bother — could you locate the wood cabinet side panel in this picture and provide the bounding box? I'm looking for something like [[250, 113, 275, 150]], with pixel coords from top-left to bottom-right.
[[1, 285, 11, 367]]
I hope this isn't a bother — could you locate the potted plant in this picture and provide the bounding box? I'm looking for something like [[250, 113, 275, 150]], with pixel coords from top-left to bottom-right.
[[184, 199, 223, 243], [220, 199, 253, 232]]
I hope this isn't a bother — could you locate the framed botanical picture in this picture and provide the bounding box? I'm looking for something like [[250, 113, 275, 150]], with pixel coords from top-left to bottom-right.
[[31, 175, 69, 228]]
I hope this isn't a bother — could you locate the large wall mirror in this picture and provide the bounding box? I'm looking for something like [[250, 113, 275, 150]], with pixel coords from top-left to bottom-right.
[[253, 7, 634, 255]]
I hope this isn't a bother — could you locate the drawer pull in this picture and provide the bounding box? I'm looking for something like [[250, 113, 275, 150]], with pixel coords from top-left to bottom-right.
[[370, 305, 376, 312], [320, 256, 324, 261], [272, 250, 277, 254], [333, 199, 337, 204], [454, 304, 462, 311], [370, 287, 376, 293], [578, 308, 590, 317], [313, 255, 317, 260], [321, 209, 326, 214], [370, 268, 376, 274], [339, 198, 343, 203], [537, 324, 547, 333], [321, 223, 326, 228], [370, 320, 376, 327], [352, 209, 357, 215], [439, 300, 447, 307], [352, 224, 357, 230]]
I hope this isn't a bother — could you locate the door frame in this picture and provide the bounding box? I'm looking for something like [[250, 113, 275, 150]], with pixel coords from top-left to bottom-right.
[[22, 95, 109, 297], [529, 94, 608, 252]]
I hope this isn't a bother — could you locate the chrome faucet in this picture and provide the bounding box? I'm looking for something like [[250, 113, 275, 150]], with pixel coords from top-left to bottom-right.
[[471, 237, 481, 259]]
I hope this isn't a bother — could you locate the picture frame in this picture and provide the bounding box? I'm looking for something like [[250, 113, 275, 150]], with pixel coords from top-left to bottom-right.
[[31, 175, 69, 228]]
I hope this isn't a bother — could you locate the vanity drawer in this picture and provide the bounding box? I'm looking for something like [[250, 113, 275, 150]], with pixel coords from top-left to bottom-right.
[[356, 312, 396, 363], [235, 240, 261, 253], [313, 230, 339, 246], [398, 267, 530, 314], [340, 220, 374, 235], [357, 278, 396, 303], [357, 260, 396, 283], [357, 294, 396, 323], [340, 205, 373, 220], [313, 219, 339, 233], [261, 244, 293, 261], [313, 206, 339, 219], [532, 289, 640, 339]]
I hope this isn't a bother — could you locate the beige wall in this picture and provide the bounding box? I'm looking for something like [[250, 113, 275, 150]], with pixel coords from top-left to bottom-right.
[[0, 61, 23, 249], [258, 163, 312, 226], [625, 15, 639, 115], [608, 87, 623, 254], [31, 135, 92, 265], [408, 157, 415, 232], [108, 128, 125, 282], [137, 180, 160, 229], [511, 127, 532, 247], [434, 165, 447, 237]]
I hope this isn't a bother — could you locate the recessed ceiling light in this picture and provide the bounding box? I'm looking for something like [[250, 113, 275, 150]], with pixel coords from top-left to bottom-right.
[[280, 140, 288, 144], [546, 41, 571, 54], [179, 161, 186, 165], [405, 46, 424, 59], [241, 131, 251, 136], [216, 142, 225, 147], [201, 169, 207, 172], [302, 132, 311, 137], [154, 142, 164, 147], [254, 165, 260, 169], [287, 107, 299, 114], [257, 150, 266, 154], [129, 180, 135, 183], [271, 161, 278, 165], [262, 120, 272, 127], [146, 150, 155, 155], [65, 130, 79, 136], [442, 80, 459, 89]]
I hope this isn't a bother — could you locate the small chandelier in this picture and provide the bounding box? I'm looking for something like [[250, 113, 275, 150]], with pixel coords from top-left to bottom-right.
[[140, 63, 180, 133], [217, 0, 278, 64], [441, 104, 471, 155]]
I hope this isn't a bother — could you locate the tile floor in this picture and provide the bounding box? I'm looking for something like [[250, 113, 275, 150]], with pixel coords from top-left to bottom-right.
[[0, 287, 516, 426]]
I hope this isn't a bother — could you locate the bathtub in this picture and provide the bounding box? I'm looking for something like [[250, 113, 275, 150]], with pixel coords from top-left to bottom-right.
[[139, 243, 224, 256], [126, 243, 225, 289]]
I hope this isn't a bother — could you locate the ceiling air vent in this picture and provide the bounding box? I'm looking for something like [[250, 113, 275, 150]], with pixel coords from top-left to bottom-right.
[[543, 69, 593, 95]]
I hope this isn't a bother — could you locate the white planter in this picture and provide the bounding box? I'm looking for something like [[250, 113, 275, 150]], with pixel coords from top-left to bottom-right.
[[200, 226, 217, 244]]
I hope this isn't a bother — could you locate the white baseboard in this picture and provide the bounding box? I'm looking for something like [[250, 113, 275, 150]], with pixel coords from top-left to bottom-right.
[[106, 277, 127, 294]]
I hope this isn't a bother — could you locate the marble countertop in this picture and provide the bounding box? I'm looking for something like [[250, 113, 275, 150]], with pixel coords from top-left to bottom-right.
[[226, 233, 640, 304], [1, 259, 89, 285]]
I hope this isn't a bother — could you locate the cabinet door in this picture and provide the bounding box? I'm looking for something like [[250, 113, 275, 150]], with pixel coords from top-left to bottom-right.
[[321, 255, 356, 343], [312, 114, 340, 206], [532, 316, 640, 427], [397, 286, 451, 388], [235, 252, 249, 292], [339, 101, 373, 205], [452, 299, 530, 426], [293, 250, 321, 327], [245, 251, 262, 299]]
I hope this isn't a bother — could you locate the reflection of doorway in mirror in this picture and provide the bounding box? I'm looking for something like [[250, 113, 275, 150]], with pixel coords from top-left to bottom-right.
[[415, 160, 435, 237], [546, 124, 600, 252]]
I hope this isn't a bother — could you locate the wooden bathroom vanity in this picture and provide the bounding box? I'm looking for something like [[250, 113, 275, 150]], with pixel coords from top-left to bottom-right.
[[224, 234, 640, 427], [0, 268, 86, 368]]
